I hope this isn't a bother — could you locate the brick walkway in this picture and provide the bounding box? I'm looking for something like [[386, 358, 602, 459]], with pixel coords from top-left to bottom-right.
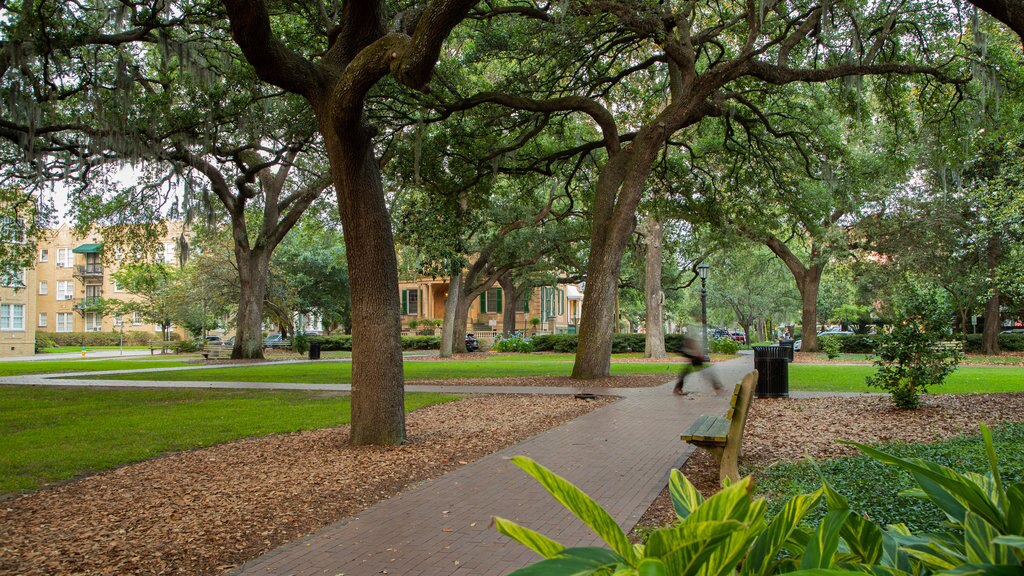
[[227, 357, 754, 576]]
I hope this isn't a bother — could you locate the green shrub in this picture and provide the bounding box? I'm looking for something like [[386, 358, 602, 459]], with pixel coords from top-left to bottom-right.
[[496, 425, 1023, 576], [963, 333, 1024, 353], [41, 331, 179, 347], [819, 334, 842, 359], [293, 333, 309, 355], [709, 336, 739, 355], [530, 334, 655, 353], [835, 333, 878, 353], [173, 339, 202, 353], [493, 333, 535, 353], [308, 334, 438, 351], [34, 333, 57, 352]]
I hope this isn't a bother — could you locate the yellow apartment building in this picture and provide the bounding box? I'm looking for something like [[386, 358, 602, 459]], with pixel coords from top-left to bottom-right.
[[0, 266, 37, 356], [33, 223, 187, 339], [397, 278, 583, 337]]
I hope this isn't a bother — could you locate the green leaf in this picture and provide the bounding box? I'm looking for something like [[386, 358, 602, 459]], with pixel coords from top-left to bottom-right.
[[964, 512, 1013, 565], [1005, 484, 1024, 536], [506, 556, 615, 576], [979, 425, 1004, 511], [638, 558, 669, 576], [743, 490, 824, 576], [843, 441, 1006, 531], [800, 509, 851, 569], [669, 469, 704, 520], [932, 564, 1024, 576], [656, 521, 745, 576], [992, 536, 1024, 549], [512, 456, 638, 565], [494, 516, 565, 559]]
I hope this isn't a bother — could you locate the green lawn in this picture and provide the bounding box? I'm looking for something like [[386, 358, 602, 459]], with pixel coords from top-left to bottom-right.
[[40, 346, 154, 354], [755, 422, 1024, 533], [0, 359, 193, 377], [798, 352, 1024, 366], [79, 356, 681, 383], [0, 386, 457, 494], [789, 364, 1024, 394]]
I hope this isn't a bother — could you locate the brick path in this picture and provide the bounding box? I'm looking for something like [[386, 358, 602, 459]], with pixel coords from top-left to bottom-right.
[[227, 357, 754, 576]]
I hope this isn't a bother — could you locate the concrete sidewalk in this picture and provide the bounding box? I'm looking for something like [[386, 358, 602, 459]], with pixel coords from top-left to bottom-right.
[[227, 357, 754, 576]]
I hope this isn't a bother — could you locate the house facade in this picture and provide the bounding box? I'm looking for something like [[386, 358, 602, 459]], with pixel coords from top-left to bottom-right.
[[33, 223, 188, 341], [397, 278, 584, 337], [0, 266, 36, 356]]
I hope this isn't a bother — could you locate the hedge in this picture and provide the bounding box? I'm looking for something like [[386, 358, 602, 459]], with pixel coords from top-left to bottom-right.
[[963, 333, 1024, 353], [309, 334, 440, 351], [531, 334, 659, 354], [821, 333, 1024, 354], [39, 331, 181, 347]]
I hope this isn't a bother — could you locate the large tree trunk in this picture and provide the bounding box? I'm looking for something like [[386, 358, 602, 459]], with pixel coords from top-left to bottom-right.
[[452, 274, 474, 354], [439, 270, 461, 358], [796, 266, 823, 353], [643, 217, 666, 358], [983, 236, 1002, 355], [500, 274, 518, 335], [232, 248, 270, 359], [324, 119, 405, 446]]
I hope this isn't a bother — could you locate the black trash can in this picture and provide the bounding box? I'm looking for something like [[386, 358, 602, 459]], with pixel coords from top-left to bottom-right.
[[308, 341, 322, 360], [777, 339, 795, 362], [753, 345, 789, 398]]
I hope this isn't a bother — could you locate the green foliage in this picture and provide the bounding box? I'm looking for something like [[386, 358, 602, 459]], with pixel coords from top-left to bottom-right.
[[293, 333, 309, 355], [493, 333, 536, 353], [34, 334, 56, 353], [530, 334, 651, 353], [173, 339, 202, 353], [758, 422, 1024, 534], [498, 426, 1024, 575], [41, 331, 177, 347], [309, 335, 440, 351], [709, 337, 740, 355], [867, 283, 962, 408], [819, 335, 843, 360], [964, 334, 1024, 353]]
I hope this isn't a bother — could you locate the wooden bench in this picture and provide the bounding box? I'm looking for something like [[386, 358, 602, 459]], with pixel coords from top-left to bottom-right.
[[680, 370, 757, 484], [202, 344, 228, 359], [934, 340, 962, 354], [149, 341, 171, 355]]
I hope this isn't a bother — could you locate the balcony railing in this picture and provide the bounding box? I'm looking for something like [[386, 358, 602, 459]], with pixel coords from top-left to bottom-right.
[[73, 296, 103, 310], [73, 264, 103, 277]]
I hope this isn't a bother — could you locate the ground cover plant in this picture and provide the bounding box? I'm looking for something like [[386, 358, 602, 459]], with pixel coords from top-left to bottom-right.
[[0, 359, 193, 378], [756, 421, 1024, 533], [74, 356, 682, 384], [497, 425, 1023, 575], [0, 386, 457, 493]]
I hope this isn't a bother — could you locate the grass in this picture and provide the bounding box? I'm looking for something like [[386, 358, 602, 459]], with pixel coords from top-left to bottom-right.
[[0, 386, 458, 494], [0, 359, 193, 377], [799, 352, 1024, 366], [754, 422, 1024, 533], [78, 355, 682, 383], [788, 364, 1024, 394]]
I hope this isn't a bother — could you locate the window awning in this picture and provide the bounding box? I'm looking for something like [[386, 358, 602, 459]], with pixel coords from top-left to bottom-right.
[[71, 243, 102, 254]]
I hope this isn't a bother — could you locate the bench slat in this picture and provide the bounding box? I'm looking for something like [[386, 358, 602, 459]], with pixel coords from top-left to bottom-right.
[[682, 414, 711, 438]]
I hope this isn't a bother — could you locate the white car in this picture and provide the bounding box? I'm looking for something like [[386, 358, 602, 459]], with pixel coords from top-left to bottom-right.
[[793, 330, 854, 351]]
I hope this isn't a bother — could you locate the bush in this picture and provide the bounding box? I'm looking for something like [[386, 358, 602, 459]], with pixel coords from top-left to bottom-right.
[[173, 339, 202, 353], [963, 333, 1024, 353], [867, 284, 961, 408], [709, 336, 739, 355], [529, 334, 655, 353], [493, 332, 535, 353], [34, 333, 56, 352], [293, 333, 309, 355], [308, 334, 439, 351], [819, 334, 842, 359], [496, 425, 1021, 576], [41, 331, 180, 347], [834, 333, 877, 354]]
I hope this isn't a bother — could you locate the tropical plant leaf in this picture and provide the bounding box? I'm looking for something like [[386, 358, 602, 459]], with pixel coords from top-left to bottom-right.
[[991, 535, 1024, 549], [743, 490, 823, 576], [979, 425, 1004, 511], [512, 456, 638, 565], [657, 521, 746, 576], [494, 516, 566, 559], [801, 509, 852, 569], [932, 563, 1024, 575], [964, 512, 1013, 565], [843, 441, 1006, 531], [670, 469, 704, 520], [1005, 484, 1024, 536], [506, 556, 616, 576], [637, 558, 669, 576]]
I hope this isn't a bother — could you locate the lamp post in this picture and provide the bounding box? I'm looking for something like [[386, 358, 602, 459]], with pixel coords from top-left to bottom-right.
[[697, 262, 710, 360]]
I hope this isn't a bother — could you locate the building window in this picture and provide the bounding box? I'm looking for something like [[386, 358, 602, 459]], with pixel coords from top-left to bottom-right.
[[480, 287, 503, 314], [164, 243, 175, 265], [57, 280, 74, 300], [132, 311, 142, 325], [114, 313, 123, 326], [56, 312, 73, 332], [401, 288, 419, 315], [1, 269, 25, 288], [39, 249, 48, 263], [0, 304, 25, 330], [38, 312, 47, 327], [113, 279, 123, 293], [0, 217, 25, 244], [56, 248, 73, 268], [85, 312, 102, 332], [38, 280, 47, 295]]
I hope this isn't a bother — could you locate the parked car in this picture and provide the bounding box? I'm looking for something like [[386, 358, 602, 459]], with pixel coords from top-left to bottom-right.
[[203, 336, 224, 344], [263, 333, 290, 348], [793, 330, 854, 352], [1001, 328, 1024, 335], [727, 330, 747, 344], [465, 333, 480, 352]]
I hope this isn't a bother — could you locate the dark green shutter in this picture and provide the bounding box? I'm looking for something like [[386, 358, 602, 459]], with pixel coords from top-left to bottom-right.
[[479, 292, 486, 313], [401, 289, 408, 315], [522, 292, 530, 312], [419, 288, 424, 316], [496, 288, 503, 312]]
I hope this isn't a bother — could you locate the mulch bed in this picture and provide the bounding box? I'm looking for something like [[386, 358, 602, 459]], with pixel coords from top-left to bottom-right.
[[632, 392, 1024, 536], [0, 394, 614, 576], [410, 374, 672, 388]]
